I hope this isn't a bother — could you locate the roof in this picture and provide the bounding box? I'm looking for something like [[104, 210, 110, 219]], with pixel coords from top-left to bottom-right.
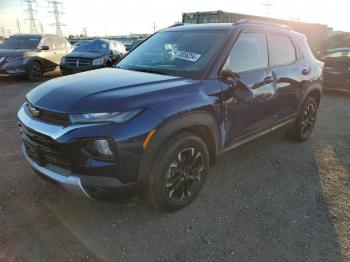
[[161, 22, 305, 38], [12, 33, 59, 37]]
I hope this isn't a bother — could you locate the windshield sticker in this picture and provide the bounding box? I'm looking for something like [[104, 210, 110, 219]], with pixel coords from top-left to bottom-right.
[[175, 51, 201, 62]]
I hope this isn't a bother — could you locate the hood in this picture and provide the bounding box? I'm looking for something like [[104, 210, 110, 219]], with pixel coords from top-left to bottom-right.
[[64, 51, 107, 59], [27, 68, 201, 113], [0, 49, 33, 57]]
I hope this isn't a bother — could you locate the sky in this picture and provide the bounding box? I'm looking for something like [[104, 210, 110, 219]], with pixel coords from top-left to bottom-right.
[[0, 0, 349, 37]]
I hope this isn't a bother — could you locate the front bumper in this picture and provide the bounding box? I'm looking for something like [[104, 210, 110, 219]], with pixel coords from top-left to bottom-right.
[[0, 61, 27, 77], [18, 104, 139, 200], [60, 64, 104, 74], [22, 144, 92, 198]]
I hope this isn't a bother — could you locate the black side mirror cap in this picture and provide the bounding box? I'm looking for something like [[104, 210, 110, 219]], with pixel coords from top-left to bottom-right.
[[41, 46, 49, 51]]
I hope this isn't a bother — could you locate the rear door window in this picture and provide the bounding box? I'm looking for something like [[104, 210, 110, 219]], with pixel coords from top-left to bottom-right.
[[52, 38, 66, 50], [268, 34, 296, 66], [224, 32, 268, 73]]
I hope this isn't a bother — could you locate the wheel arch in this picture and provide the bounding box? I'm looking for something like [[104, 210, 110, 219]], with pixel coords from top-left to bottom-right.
[[137, 112, 221, 187], [302, 82, 322, 108]]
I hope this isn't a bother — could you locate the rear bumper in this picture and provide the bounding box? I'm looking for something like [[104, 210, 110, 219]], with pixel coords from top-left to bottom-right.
[[323, 72, 350, 90]]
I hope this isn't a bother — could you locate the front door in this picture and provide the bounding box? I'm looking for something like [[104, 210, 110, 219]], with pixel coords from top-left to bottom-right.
[[220, 31, 276, 148]]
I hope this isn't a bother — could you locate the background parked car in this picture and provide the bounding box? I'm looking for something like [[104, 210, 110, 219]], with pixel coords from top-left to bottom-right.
[[0, 34, 71, 81], [60, 39, 126, 75], [322, 48, 350, 91], [129, 38, 146, 51]]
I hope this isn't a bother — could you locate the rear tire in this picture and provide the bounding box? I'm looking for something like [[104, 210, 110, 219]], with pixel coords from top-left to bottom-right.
[[145, 132, 209, 212], [287, 97, 318, 141], [28, 62, 43, 82]]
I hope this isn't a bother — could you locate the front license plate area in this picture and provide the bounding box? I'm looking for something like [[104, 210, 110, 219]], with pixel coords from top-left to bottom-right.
[[24, 142, 45, 166]]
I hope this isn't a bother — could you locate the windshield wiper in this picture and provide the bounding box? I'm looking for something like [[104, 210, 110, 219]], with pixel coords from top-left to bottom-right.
[[127, 67, 168, 75]]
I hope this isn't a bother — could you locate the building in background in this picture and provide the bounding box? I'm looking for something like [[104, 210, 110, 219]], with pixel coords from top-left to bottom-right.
[[182, 10, 332, 53]]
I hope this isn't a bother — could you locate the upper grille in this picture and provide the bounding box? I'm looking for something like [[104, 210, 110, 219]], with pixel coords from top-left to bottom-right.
[[65, 58, 91, 67], [25, 103, 70, 125], [19, 123, 71, 168]]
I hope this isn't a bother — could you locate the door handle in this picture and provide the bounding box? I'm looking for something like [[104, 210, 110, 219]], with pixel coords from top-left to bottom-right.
[[302, 67, 311, 75], [263, 76, 274, 84]]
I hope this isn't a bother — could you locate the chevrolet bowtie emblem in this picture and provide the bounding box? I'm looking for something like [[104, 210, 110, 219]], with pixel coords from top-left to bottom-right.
[[29, 105, 40, 117]]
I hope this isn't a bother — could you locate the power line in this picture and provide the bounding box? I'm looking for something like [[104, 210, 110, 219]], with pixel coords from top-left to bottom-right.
[[23, 0, 38, 33], [48, 1, 65, 36], [261, 0, 274, 16]]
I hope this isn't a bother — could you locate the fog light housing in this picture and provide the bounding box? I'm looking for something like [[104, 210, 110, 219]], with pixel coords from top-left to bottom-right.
[[83, 139, 115, 160]]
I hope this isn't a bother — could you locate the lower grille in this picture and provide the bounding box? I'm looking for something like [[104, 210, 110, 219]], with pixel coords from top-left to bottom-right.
[[65, 58, 91, 67], [19, 123, 71, 168]]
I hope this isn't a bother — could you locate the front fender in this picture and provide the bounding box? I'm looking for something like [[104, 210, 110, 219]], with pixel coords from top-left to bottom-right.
[[137, 111, 221, 187]]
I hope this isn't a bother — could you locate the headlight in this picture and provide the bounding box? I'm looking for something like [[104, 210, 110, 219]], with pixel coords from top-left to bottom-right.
[[69, 110, 143, 123], [92, 57, 105, 66], [61, 57, 66, 64], [6, 55, 24, 62]]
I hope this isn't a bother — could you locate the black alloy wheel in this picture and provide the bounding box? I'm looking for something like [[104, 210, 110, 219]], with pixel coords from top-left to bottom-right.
[[146, 132, 209, 211], [300, 102, 317, 139], [288, 96, 318, 141], [165, 147, 205, 202]]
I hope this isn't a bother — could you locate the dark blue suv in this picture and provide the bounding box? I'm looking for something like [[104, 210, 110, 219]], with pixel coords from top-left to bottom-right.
[[18, 21, 323, 211]]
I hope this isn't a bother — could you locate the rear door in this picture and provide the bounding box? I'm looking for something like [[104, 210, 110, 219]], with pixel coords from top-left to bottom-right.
[[267, 33, 303, 123], [51, 37, 69, 66], [220, 31, 276, 147], [38, 37, 56, 70]]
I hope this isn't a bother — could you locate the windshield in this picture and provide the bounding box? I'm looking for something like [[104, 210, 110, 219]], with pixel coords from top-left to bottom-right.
[[117, 31, 228, 79], [74, 40, 109, 53], [1, 36, 41, 49]]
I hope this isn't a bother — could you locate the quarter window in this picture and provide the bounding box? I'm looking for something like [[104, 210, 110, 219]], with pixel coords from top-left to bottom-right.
[[268, 34, 296, 66], [224, 32, 268, 73]]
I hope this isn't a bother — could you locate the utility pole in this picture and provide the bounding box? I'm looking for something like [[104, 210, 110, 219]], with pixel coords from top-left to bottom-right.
[[82, 27, 87, 38], [153, 21, 156, 33], [8, 29, 11, 37], [23, 0, 38, 33], [1, 27, 5, 38], [48, 1, 65, 36], [39, 22, 44, 34], [16, 18, 21, 33], [261, 0, 274, 16]]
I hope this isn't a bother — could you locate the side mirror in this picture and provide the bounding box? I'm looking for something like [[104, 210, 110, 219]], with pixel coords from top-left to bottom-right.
[[220, 69, 239, 81], [41, 45, 49, 51], [220, 69, 254, 103]]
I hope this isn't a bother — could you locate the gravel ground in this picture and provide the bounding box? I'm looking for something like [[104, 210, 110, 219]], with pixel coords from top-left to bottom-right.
[[0, 77, 349, 262]]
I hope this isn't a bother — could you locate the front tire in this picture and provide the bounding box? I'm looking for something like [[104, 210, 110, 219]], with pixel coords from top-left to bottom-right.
[[288, 96, 318, 141], [146, 132, 209, 212], [28, 62, 43, 82]]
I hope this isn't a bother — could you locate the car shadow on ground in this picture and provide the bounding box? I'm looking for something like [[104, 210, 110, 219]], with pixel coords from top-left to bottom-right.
[[0, 70, 61, 86], [0, 90, 348, 261]]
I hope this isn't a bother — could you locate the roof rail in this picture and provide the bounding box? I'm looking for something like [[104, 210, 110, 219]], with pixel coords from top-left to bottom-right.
[[235, 19, 291, 30], [168, 23, 186, 28]]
